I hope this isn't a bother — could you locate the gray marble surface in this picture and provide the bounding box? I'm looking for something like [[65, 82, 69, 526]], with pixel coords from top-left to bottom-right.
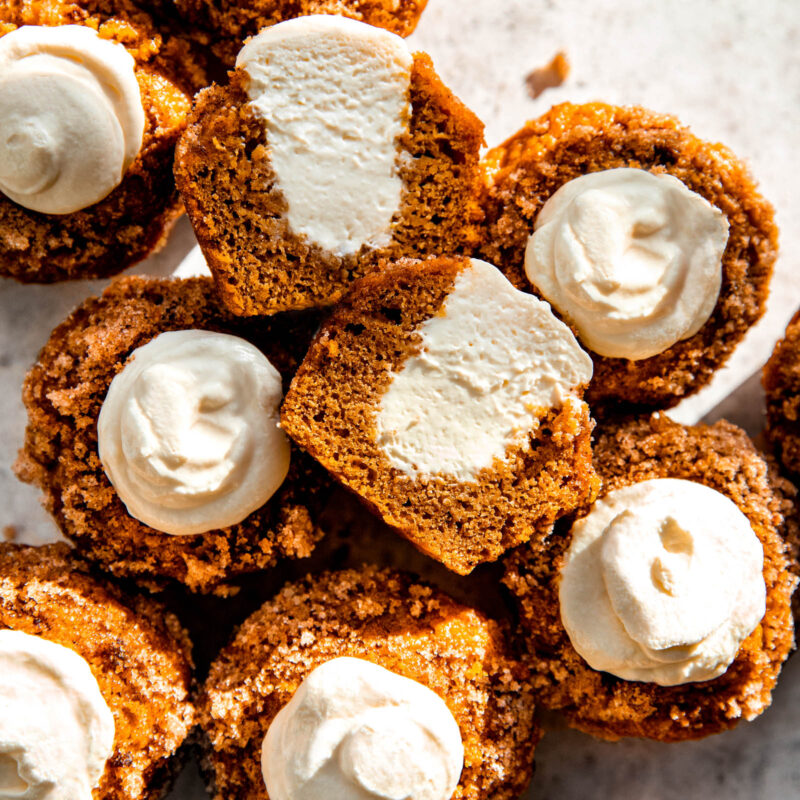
[[1, 0, 799, 797]]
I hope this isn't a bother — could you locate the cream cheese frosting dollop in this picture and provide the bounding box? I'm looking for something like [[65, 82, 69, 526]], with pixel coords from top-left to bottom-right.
[[237, 15, 412, 256], [375, 258, 593, 481], [262, 657, 463, 800], [559, 478, 766, 686], [0, 629, 115, 800], [0, 25, 145, 215], [97, 329, 290, 535], [524, 168, 729, 360]]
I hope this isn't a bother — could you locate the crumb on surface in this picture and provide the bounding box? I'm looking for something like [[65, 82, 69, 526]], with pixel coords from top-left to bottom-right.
[[525, 51, 570, 99]]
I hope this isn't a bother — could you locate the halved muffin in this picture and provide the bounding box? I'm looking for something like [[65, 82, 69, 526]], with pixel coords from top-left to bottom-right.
[[281, 255, 597, 574], [175, 15, 484, 316]]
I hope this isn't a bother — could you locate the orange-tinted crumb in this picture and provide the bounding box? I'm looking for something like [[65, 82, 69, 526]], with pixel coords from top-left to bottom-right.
[[0, 0, 207, 282], [174, 0, 429, 66], [199, 566, 538, 800], [504, 414, 796, 741], [480, 103, 777, 413], [15, 277, 331, 593], [0, 543, 195, 800], [525, 51, 570, 99]]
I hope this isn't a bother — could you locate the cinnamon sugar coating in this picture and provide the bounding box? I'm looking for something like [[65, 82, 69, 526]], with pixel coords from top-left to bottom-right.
[[174, 0, 428, 66], [504, 414, 796, 742], [15, 277, 330, 593], [764, 307, 800, 476], [0, 543, 195, 800], [199, 566, 538, 800], [281, 255, 598, 575], [480, 103, 778, 413], [0, 0, 206, 283], [175, 55, 485, 316]]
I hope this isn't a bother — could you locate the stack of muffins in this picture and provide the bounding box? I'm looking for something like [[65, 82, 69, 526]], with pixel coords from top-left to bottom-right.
[[0, 1, 797, 799]]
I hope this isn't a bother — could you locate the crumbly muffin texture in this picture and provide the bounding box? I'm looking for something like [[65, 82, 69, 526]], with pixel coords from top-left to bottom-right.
[[175, 56, 484, 316], [174, 0, 428, 65], [0, 543, 195, 800], [764, 307, 800, 476], [480, 103, 778, 413], [15, 277, 329, 593], [280, 255, 598, 575], [503, 414, 796, 742], [0, 0, 206, 282], [199, 566, 538, 800]]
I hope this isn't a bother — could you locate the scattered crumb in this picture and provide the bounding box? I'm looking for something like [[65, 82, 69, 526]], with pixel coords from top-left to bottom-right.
[[2, 525, 17, 542], [525, 51, 570, 99]]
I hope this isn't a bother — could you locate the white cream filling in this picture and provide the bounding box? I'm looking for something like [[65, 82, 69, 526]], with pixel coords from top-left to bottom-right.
[[524, 168, 729, 360], [262, 657, 463, 800], [0, 25, 144, 215], [237, 15, 412, 257], [97, 329, 290, 535], [375, 258, 593, 481], [559, 478, 766, 686], [0, 630, 115, 800]]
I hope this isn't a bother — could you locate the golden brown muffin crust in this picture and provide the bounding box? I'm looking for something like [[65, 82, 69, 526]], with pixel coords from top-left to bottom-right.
[[0, 543, 195, 800], [281, 255, 598, 575], [199, 566, 538, 800], [174, 0, 428, 66], [15, 277, 330, 593], [0, 0, 206, 283], [764, 307, 800, 476], [175, 54, 485, 316], [503, 414, 796, 742], [480, 103, 778, 413]]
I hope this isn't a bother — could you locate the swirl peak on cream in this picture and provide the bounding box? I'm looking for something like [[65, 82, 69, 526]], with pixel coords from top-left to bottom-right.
[[97, 329, 290, 535], [0, 25, 144, 215], [262, 657, 463, 800], [0, 629, 115, 800], [559, 478, 765, 686], [525, 168, 729, 360]]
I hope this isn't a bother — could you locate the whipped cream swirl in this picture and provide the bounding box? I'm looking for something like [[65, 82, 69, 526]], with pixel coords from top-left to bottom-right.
[[559, 478, 766, 686], [525, 168, 729, 360], [262, 657, 464, 800], [0, 25, 144, 214], [97, 329, 290, 535], [0, 629, 115, 800]]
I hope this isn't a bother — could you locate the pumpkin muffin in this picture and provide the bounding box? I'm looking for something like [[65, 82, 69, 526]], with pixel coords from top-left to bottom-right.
[[175, 15, 484, 317], [764, 307, 800, 477], [480, 103, 778, 413], [15, 276, 330, 594], [198, 565, 538, 800], [174, 0, 428, 66], [0, 0, 206, 283], [503, 414, 796, 742], [281, 255, 597, 575], [0, 542, 194, 800]]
